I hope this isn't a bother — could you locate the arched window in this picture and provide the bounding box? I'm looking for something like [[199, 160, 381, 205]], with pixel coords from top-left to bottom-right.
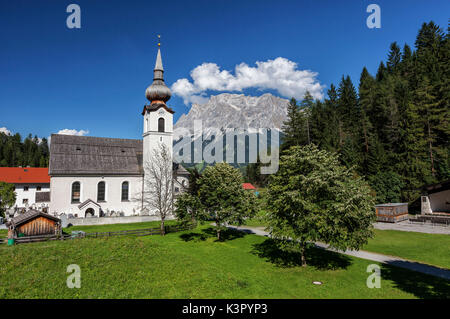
[[158, 117, 165, 132], [121, 181, 129, 201], [97, 181, 106, 202], [71, 182, 80, 203]]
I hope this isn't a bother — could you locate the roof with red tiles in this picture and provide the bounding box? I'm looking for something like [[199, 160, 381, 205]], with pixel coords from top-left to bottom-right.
[[242, 183, 256, 190], [0, 167, 50, 184]]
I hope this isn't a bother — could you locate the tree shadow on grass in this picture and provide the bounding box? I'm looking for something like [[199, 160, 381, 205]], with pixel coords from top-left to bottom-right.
[[179, 232, 208, 242], [179, 227, 246, 242], [252, 238, 351, 270], [380, 264, 450, 299]]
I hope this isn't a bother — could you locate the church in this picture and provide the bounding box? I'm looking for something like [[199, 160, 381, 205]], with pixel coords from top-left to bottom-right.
[[48, 45, 189, 218]]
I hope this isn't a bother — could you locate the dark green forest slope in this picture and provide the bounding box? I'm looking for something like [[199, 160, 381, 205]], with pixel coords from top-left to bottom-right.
[[250, 21, 449, 206]]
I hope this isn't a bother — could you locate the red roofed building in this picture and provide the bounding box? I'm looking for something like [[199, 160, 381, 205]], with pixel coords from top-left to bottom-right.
[[0, 167, 50, 211], [242, 183, 256, 190]]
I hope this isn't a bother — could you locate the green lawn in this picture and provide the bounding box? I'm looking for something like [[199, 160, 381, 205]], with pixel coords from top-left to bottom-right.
[[0, 225, 448, 299], [363, 229, 450, 269], [238, 215, 450, 270]]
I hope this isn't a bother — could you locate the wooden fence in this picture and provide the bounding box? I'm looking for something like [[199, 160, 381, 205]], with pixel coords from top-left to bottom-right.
[[0, 222, 197, 245]]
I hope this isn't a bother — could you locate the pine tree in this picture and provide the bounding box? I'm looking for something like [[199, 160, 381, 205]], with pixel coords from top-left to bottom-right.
[[281, 98, 300, 151], [387, 42, 402, 73], [299, 91, 314, 145]]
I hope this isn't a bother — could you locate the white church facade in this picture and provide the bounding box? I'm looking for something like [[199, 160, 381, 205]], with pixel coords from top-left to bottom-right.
[[48, 45, 189, 218]]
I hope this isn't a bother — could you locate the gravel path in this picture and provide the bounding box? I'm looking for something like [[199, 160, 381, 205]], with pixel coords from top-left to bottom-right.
[[226, 224, 450, 280]]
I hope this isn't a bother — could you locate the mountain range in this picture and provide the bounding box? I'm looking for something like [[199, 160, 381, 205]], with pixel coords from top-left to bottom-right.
[[174, 93, 289, 135]]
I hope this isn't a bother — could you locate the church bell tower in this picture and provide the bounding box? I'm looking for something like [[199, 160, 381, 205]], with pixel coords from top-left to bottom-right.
[[142, 38, 174, 174]]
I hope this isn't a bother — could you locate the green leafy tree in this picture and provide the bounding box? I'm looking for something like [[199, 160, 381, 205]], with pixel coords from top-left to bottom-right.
[[174, 192, 204, 225], [266, 145, 376, 266], [196, 163, 257, 240], [0, 182, 16, 218], [174, 167, 204, 224]]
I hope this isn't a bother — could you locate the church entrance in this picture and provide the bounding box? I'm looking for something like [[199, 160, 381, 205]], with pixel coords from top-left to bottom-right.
[[85, 208, 95, 218]]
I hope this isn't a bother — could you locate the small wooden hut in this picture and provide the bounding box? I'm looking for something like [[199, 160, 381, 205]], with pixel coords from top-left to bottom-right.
[[6, 210, 61, 238], [375, 203, 409, 223]]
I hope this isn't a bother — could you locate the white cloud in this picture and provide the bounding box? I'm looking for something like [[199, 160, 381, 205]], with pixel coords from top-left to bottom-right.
[[56, 129, 89, 136], [171, 57, 325, 105], [48, 128, 89, 145], [0, 127, 12, 135]]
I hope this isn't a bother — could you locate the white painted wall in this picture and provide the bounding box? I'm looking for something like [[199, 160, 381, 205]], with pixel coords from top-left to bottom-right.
[[49, 176, 144, 217], [13, 183, 50, 208], [48, 104, 182, 218], [143, 107, 173, 133], [143, 107, 173, 166], [142, 107, 174, 209], [429, 190, 450, 213]]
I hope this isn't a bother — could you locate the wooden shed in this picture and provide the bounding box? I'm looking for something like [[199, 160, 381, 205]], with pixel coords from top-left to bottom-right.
[[6, 210, 61, 238], [375, 203, 409, 223]]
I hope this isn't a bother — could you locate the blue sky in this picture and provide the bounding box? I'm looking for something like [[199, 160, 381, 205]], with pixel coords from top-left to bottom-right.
[[0, 0, 448, 140]]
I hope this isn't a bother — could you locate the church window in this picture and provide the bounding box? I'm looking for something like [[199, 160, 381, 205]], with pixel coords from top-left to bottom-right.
[[158, 117, 165, 132], [72, 182, 81, 203], [97, 181, 106, 202], [121, 181, 129, 201]]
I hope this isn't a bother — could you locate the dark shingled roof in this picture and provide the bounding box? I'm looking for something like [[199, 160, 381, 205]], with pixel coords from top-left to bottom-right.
[[6, 209, 60, 227], [35, 191, 50, 203], [78, 199, 101, 209], [49, 134, 143, 176], [141, 103, 175, 115], [173, 163, 190, 175]]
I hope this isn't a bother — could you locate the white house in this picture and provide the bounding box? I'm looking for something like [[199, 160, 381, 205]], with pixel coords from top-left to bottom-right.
[[48, 45, 189, 218], [0, 167, 51, 212]]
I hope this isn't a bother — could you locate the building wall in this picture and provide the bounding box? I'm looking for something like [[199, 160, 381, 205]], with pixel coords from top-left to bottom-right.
[[17, 216, 57, 236], [143, 107, 174, 205], [174, 175, 189, 195], [143, 107, 174, 165], [429, 189, 450, 213], [49, 176, 144, 216], [13, 183, 50, 208]]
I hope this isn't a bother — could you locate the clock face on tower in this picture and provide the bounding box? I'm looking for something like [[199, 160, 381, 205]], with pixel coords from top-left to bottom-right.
[[158, 109, 165, 115]]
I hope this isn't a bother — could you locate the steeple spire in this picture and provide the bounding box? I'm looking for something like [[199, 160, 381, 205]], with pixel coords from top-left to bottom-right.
[[154, 35, 164, 73], [145, 35, 171, 104], [154, 47, 164, 71]]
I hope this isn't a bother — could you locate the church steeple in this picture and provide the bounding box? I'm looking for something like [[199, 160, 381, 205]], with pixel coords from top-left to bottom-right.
[[145, 36, 171, 104]]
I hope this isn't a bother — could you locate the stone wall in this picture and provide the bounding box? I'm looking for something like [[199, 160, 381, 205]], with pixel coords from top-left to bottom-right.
[[65, 215, 175, 227]]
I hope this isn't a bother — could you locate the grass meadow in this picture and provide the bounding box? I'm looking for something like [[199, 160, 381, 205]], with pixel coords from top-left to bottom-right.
[[0, 222, 448, 299]]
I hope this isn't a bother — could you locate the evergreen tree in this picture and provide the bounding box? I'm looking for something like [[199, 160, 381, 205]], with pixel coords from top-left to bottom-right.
[[387, 42, 402, 73], [281, 98, 302, 151]]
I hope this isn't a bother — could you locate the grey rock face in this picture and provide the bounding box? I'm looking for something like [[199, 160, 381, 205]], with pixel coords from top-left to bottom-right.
[[174, 93, 289, 134]]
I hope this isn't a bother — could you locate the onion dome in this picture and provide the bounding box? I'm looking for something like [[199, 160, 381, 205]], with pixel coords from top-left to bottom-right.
[[145, 44, 171, 104]]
